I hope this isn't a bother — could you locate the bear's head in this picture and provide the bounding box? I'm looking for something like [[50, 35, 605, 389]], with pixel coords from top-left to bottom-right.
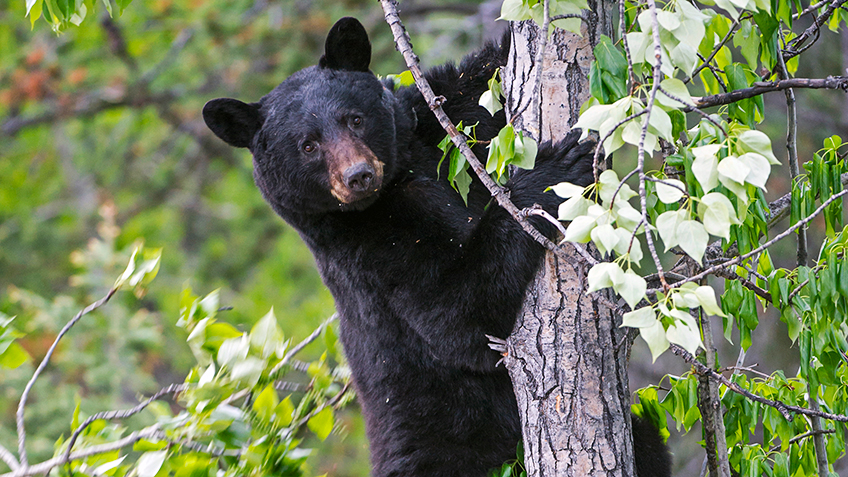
[[203, 18, 402, 215]]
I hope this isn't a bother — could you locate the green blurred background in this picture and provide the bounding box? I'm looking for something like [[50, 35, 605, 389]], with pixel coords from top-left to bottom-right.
[[1, 0, 847, 475]]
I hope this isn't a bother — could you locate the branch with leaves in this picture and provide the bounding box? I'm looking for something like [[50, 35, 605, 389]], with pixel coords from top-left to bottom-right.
[[0, 242, 351, 477]]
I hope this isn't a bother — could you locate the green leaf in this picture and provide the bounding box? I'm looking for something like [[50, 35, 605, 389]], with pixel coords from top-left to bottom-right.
[[594, 35, 627, 77], [657, 78, 694, 108], [499, 0, 531, 21], [0, 342, 29, 369], [250, 308, 285, 359], [253, 385, 279, 423], [511, 132, 537, 170], [479, 90, 503, 116], [275, 395, 295, 427], [307, 406, 334, 441]]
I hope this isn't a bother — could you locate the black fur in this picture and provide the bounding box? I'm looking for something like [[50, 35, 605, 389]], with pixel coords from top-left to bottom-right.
[[203, 17, 670, 477]]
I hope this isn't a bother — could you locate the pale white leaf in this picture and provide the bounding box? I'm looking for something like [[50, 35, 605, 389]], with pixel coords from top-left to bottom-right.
[[598, 169, 620, 204], [700, 193, 741, 224], [622, 306, 657, 328], [716, 155, 750, 185], [737, 152, 771, 190], [666, 309, 703, 356], [656, 10, 681, 31], [136, 451, 167, 477], [617, 269, 647, 310], [614, 202, 643, 233], [626, 31, 650, 64], [655, 209, 684, 251], [655, 178, 686, 204], [657, 78, 694, 108], [575, 104, 616, 136], [640, 319, 670, 362], [591, 223, 620, 256], [551, 181, 586, 199], [670, 42, 698, 75], [94, 456, 127, 476], [558, 195, 592, 221], [691, 146, 720, 192], [587, 262, 622, 293], [647, 106, 673, 140], [564, 215, 597, 243], [695, 285, 726, 317], [736, 129, 780, 165], [699, 197, 731, 240], [676, 220, 709, 265]]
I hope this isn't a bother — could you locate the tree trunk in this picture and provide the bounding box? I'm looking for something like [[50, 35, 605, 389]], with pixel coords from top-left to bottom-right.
[[501, 2, 634, 476]]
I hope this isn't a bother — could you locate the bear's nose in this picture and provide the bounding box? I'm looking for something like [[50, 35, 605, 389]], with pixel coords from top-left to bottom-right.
[[344, 163, 375, 192]]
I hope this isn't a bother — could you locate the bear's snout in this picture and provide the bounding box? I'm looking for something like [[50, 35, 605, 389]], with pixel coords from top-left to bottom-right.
[[326, 134, 385, 205], [344, 162, 375, 193]]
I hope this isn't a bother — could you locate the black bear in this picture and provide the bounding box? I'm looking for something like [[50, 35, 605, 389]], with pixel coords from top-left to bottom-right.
[[203, 17, 671, 477]]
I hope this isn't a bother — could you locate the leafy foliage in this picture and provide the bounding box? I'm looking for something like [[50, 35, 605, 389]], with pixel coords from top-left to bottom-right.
[[2, 241, 351, 477], [546, 0, 848, 475]]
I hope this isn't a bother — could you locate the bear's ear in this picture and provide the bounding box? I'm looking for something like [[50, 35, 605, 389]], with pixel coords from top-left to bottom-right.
[[203, 98, 262, 149], [319, 17, 371, 72]]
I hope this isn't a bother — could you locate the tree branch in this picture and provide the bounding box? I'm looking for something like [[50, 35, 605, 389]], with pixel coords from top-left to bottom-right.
[[2, 426, 161, 477], [0, 446, 18, 473], [64, 383, 188, 465], [688, 76, 848, 111], [670, 344, 848, 422], [270, 313, 338, 376], [654, 188, 848, 290], [16, 286, 119, 467], [377, 0, 594, 267]]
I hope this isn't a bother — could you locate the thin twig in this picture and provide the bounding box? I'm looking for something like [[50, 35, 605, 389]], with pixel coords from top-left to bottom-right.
[[16, 287, 119, 466], [638, 0, 669, 290], [270, 313, 338, 376], [0, 446, 18, 472], [2, 426, 161, 477], [63, 383, 188, 465], [784, 0, 848, 60], [687, 16, 742, 84], [777, 29, 807, 268]]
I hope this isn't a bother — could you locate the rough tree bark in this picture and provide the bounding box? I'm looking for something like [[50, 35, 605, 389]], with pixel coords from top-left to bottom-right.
[[500, 2, 638, 476]]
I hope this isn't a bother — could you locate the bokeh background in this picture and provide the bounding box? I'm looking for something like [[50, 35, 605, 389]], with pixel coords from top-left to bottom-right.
[[1, 1, 846, 475]]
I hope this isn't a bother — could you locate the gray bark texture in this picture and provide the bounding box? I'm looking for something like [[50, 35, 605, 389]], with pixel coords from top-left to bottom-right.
[[504, 250, 635, 477], [501, 2, 637, 476]]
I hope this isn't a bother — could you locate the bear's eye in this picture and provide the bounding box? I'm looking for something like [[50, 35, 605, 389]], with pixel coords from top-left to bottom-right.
[[350, 116, 363, 128], [302, 141, 317, 154]]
